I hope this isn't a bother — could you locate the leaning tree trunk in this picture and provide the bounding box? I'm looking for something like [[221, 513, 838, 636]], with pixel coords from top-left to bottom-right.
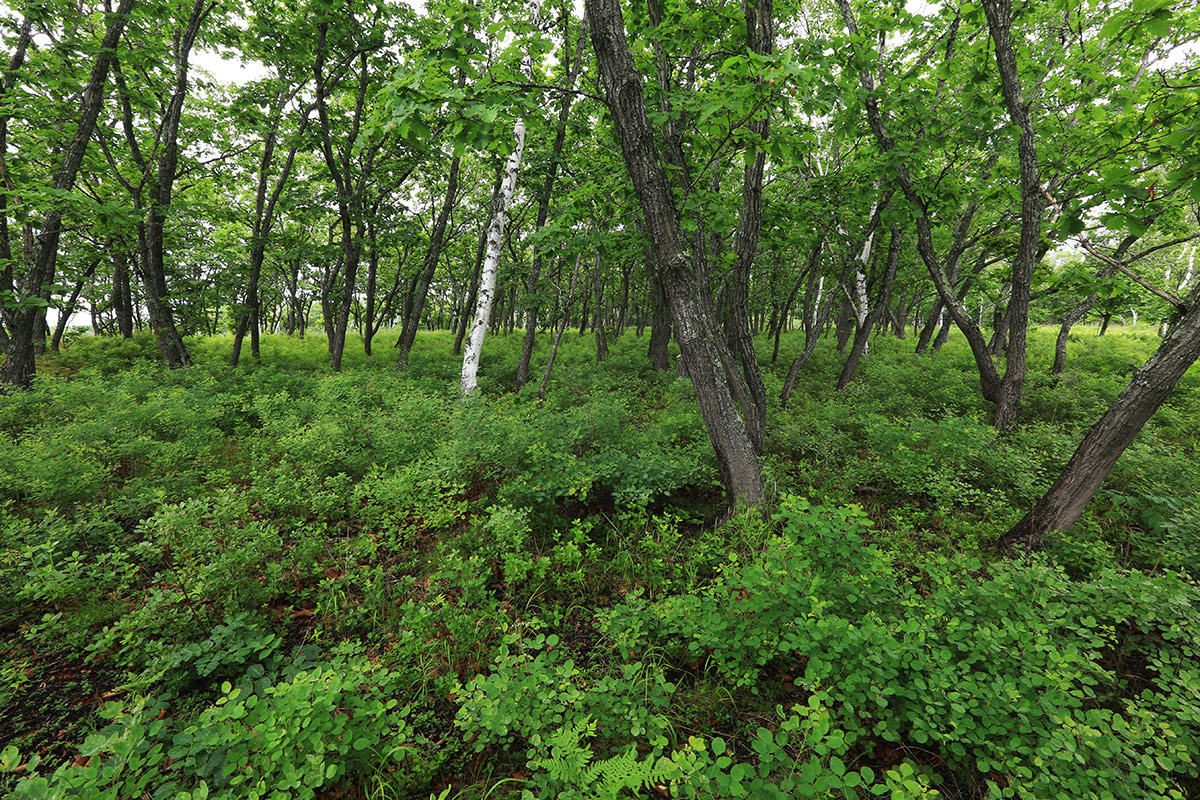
[[141, 0, 211, 369], [454, 177, 499, 357], [837, 225, 901, 390], [781, 263, 835, 407], [1, 0, 135, 388], [232, 96, 310, 367], [461, 73, 530, 394], [538, 251, 583, 401], [588, 0, 763, 507], [999, 282, 1200, 552], [397, 157, 461, 367], [50, 254, 102, 351]]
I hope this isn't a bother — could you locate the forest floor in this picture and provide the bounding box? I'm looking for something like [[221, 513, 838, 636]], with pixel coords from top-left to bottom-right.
[[0, 326, 1197, 800]]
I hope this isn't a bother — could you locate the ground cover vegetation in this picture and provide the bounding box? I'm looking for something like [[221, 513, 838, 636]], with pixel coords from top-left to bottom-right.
[[1, 0, 1200, 796], [0, 328, 1197, 799]]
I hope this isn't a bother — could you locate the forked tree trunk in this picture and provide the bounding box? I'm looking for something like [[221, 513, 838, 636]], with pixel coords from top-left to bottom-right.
[[50, 255, 102, 352], [397, 157, 461, 367], [838, 225, 901, 390], [538, 251, 583, 401], [1, 0, 135, 388], [517, 14, 586, 389], [781, 263, 835, 407]]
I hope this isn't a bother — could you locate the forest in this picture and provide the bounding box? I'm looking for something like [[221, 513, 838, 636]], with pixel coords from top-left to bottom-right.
[[0, 0, 1198, 797]]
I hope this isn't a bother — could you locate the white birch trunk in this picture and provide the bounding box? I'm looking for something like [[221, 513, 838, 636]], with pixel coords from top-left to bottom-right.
[[460, 60, 531, 395], [810, 276, 824, 329], [854, 191, 881, 354]]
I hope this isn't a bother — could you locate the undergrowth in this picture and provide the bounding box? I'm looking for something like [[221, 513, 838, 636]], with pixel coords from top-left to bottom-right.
[[0, 326, 1196, 799]]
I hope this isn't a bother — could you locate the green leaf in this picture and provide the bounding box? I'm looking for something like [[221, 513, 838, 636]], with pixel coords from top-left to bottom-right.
[[1100, 11, 1130, 38]]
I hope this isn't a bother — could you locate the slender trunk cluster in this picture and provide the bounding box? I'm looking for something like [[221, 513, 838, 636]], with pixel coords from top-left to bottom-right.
[[2, 0, 136, 388]]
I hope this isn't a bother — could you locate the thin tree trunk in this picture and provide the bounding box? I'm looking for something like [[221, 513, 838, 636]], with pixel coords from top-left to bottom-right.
[[454, 177, 500, 357], [781, 262, 835, 407], [232, 96, 311, 366], [397, 157, 461, 367], [50, 254, 102, 351], [773, 236, 824, 364], [539, 251, 584, 401], [837, 225, 902, 389], [593, 250, 608, 361], [461, 69, 530, 394], [517, 14, 587, 389], [2, 0, 135, 388]]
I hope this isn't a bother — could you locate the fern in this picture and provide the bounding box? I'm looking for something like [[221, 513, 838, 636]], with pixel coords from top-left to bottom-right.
[[530, 718, 677, 799]]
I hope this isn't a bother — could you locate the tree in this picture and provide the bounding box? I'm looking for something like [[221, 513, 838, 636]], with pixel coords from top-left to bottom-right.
[[1, 0, 136, 388], [586, 0, 763, 506]]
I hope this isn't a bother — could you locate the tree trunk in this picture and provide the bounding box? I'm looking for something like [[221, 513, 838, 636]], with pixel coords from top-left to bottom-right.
[[232, 95, 310, 367], [362, 224, 379, 356], [723, 0, 774, 455], [462, 69, 530, 394], [50, 255, 102, 352], [588, 0, 763, 507], [592, 250, 608, 362], [454, 178, 498, 357], [397, 157, 461, 367], [780, 264, 835, 407], [647, 269, 672, 370], [517, 14, 586, 389], [773, 237, 823, 364], [1053, 293, 1100, 375], [835, 300, 854, 352], [837, 225, 901, 390], [999, 282, 1200, 551], [1, 0, 135, 389], [539, 251, 584, 401]]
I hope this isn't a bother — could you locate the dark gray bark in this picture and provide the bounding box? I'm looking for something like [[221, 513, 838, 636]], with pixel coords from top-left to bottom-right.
[[517, 14, 586, 388], [592, 250, 608, 362], [587, 0, 764, 507], [2, 0, 135, 388], [538, 252, 583, 401], [1000, 282, 1200, 551], [50, 254, 102, 352], [112, 248, 134, 338], [397, 157, 461, 367], [231, 97, 311, 366], [725, 0, 774, 455], [0, 17, 31, 349], [780, 263, 835, 408]]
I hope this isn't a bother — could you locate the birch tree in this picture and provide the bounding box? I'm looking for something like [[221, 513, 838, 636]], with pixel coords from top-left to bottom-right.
[[460, 8, 540, 394]]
